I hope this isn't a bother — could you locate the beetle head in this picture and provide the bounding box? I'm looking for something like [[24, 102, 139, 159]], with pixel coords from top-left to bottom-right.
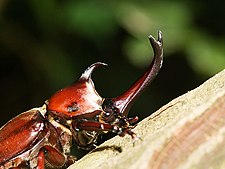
[[47, 31, 163, 143]]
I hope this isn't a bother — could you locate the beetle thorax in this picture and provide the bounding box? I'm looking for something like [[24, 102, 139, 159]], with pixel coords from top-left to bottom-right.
[[47, 79, 103, 119]]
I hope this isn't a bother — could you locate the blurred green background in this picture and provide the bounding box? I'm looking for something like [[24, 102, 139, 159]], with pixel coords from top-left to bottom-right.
[[0, 0, 225, 129]]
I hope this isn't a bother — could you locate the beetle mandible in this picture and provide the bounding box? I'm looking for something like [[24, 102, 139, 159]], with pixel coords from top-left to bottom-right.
[[0, 31, 163, 169]]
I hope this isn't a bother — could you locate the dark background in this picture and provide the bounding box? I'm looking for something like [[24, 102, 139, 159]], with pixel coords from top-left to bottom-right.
[[0, 0, 224, 145]]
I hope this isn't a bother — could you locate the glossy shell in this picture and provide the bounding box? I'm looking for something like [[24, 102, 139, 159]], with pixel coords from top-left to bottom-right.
[[48, 80, 103, 118], [0, 109, 48, 167], [47, 63, 105, 118]]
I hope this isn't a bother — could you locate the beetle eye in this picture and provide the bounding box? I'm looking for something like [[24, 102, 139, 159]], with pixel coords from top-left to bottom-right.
[[100, 111, 115, 124], [67, 102, 79, 113], [104, 112, 111, 117]]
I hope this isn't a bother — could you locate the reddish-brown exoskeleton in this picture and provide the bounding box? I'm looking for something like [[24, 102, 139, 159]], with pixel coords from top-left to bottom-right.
[[0, 31, 163, 169]]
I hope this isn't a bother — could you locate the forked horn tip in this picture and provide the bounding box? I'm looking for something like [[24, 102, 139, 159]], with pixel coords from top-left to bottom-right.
[[148, 30, 163, 48]]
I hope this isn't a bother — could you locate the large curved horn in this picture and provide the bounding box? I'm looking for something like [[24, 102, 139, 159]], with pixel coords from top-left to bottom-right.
[[111, 31, 163, 116]]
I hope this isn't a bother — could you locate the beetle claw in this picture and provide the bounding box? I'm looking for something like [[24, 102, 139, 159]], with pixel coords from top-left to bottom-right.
[[132, 135, 142, 147]]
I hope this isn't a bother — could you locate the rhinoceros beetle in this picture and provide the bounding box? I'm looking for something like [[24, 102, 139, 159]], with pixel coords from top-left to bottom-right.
[[0, 31, 163, 169]]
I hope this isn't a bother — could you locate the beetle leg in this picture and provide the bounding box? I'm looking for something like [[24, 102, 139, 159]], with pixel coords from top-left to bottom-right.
[[72, 120, 138, 139], [126, 116, 139, 124], [36, 146, 67, 169], [37, 148, 45, 169], [64, 155, 77, 168]]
